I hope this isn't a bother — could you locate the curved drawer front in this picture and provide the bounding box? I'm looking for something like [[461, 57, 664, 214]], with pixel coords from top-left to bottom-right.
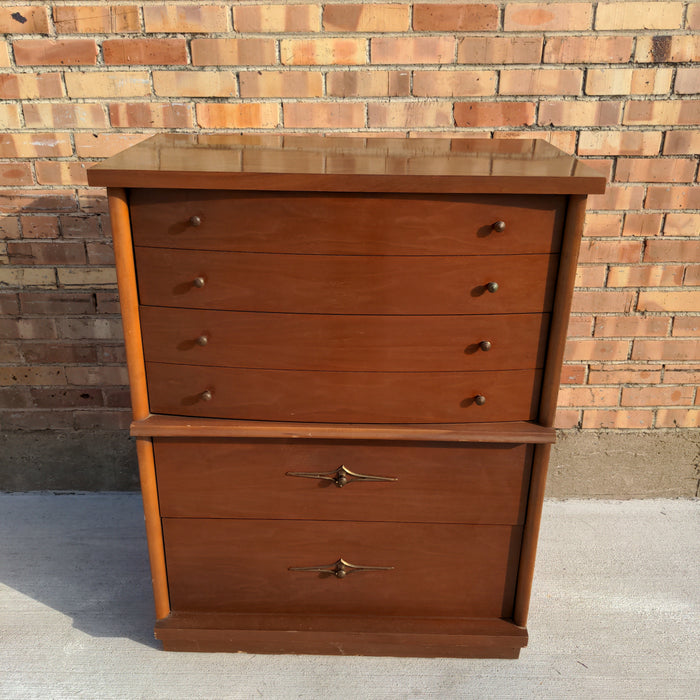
[[135, 248, 557, 315], [155, 439, 532, 524], [130, 189, 565, 255], [163, 518, 522, 618], [140, 308, 550, 372], [145, 363, 542, 423]]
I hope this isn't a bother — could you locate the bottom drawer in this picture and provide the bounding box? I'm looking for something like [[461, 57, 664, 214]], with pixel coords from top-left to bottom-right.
[[163, 519, 523, 619]]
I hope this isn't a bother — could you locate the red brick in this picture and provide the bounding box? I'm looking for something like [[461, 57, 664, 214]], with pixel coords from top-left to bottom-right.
[[645, 186, 700, 210], [29, 388, 103, 409], [23, 102, 108, 129], [587, 185, 645, 211], [607, 264, 684, 288], [563, 339, 630, 362], [56, 318, 123, 340], [0, 104, 20, 129], [544, 36, 633, 63], [7, 241, 85, 265], [413, 4, 498, 31], [53, 6, 140, 33], [575, 264, 607, 287], [558, 386, 620, 406], [622, 386, 694, 407], [0, 190, 77, 216], [0, 217, 21, 239], [594, 316, 671, 339], [241, 71, 323, 98], [616, 158, 696, 183], [35, 162, 90, 186], [636, 35, 700, 62], [0, 132, 72, 158], [584, 213, 623, 238], [413, 70, 496, 97], [675, 68, 700, 95], [571, 291, 635, 313], [65, 71, 150, 98], [109, 102, 194, 129], [505, 3, 592, 30], [554, 409, 581, 429], [622, 213, 663, 237], [197, 103, 280, 129], [455, 101, 535, 127], [324, 4, 409, 31], [85, 242, 114, 265], [14, 39, 97, 66], [0, 163, 32, 187], [326, 70, 409, 97], [153, 71, 237, 97], [500, 69, 582, 96], [567, 315, 595, 337], [234, 4, 320, 32], [655, 409, 700, 428], [65, 366, 129, 386], [19, 291, 94, 315], [368, 102, 452, 128], [0, 387, 32, 409], [0, 6, 49, 33], [578, 240, 642, 264], [637, 290, 700, 312], [578, 131, 662, 158], [143, 5, 229, 33], [0, 292, 19, 315], [684, 266, 700, 286], [98, 345, 126, 364], [191, 38, 276, 66], [664, 214, 700, 237], [0, 72, 63, 99], [624, 100, 700, 126], [0, 40, 8, 67], [644, 240, 700, 263], [672, 317, 700, 337], [595, 2, 684, 30], [458, 37, 542, 64], [561, 365, 587, 384], [582, 410, 654, 429], [371, 37, 454, 64], [73, 410, 132, 431], [0, 366, 66, 386], [22, 342, 98, 365], [281, 38, 366, 65], [588, 366, 663, 383], [59, 215, 101, 240], [586, 68, 672, 96], [538, 101, 621, 127], [73, 133, 147, 159], [283, 102, 364, 129], [104, 39, 187, 65], [663, 131, 700, 156]]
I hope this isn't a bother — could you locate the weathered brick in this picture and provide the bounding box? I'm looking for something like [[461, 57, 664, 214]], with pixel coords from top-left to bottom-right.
[[413, 4, 498, 31], [544, 36, 633, 63], [575, 264, 606, 287], [85, 242, 114, 266], [0, 367, 66, 386], [368, 102, 452, 128], [492, 130, 579, 153], [281, 38, 366, 65], [73, 133, 147, 158], [622, 386, 694, 407], [645, 186, 700, 210], [0, 132, 72, 158], [635, 35, 700, 62], [458, 36, 542, 64], [558, 385, 621, 406], [0, 190, 76, 216], [616, 158, 696, 183], [586, 68, 672, 96], [664, 213, 700, 237], [561, 364, 587, 384], [371, 37, 453, 64], [554, 409, 581, 429], [578, 240, 642, 264], [655, 409, 700, 428], [500, 69, 582, 96], [645, 240, 700, 263], [505, 3, 592, 30], [23, 102, 108, 129], [0, 268, 54, 290], [56, 318, 123, 340], [94, 292, 121, 315], [581, 410, 654, 429], [0, 292, 19, 315], [13, 39, 97, 66], [595, 2, 684, 30], [97, 345, 126, 364], [588, 365, 663, 382], [0, 6, 49, 33], [0, 72, 63, 99], [197, 103, 280, 129], [65, 71, 150, 98], [0, 40, 9, 66], [0, 163, 32, 187], [663, 365, 700, 382], [563, 339, 630, 362], [143, 5, 229, 33], [240, 71, 323, 98], [584, 213, 623, 238], [103, 39, 187, 65], [21, 342, 97, 365], [324, 4, 410, 32], [455, 101, 535, 127], [539, 101, 621, 127], [327, 70, 409, 97], [19, 215, 57, 239], [624, 100, 700, 126], [109, 102, 194, 129], [191, 39, 276, 66], [283, 102, 364, 129], [607, 264, 684, 287], [153, 70, 236, 98], [29, 388, 104, 409], [59, 215, 102, 239], [622, 213, 663, 237], [53, 5, 140, 33], [35, 162, 90, 186], [683, 265, 700, 286], [234, 4, 320, 32], [19, 291, 94, 315], [18, 318, 63, 339], [571, 290, 635, 313], [675, 68, 700, 95], [663, 131, 700, 156], [73, 410, 132, 431], [7, 241, 86, 265], [672, 317, 700, 337], [418, 69, 496, 97], [688, 3, 700, 30], [578, 131, 661, 157], [56, 267, 117, 287], [587, 185, 645, 211], [0, 217, 21, 240], [638, 290, 700, 312]]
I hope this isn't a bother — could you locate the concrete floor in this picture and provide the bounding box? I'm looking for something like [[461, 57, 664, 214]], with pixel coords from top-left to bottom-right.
[[0, 494, 698, 700]]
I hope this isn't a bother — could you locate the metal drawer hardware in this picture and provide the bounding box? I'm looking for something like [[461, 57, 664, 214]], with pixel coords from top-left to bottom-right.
[[486, 281, 499, 293], [492, 220, 506, 232], [479, 340, 492, 351], [474, 394, 486, 406], [289, 558, 394, 579], [286, 464, 397, 488], [200, 390, 213, 402], [189, 215, 202, 227], [193, 276, 206, 288], [196, 335, 209, 346]]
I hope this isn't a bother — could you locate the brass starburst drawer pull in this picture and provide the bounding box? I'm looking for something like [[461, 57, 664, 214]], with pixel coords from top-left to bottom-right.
[[289, 558, 394, 579], [286, 464, 397, 488]]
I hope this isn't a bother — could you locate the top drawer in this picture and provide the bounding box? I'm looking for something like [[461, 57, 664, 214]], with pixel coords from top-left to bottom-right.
[[129, 189, 566, 256]]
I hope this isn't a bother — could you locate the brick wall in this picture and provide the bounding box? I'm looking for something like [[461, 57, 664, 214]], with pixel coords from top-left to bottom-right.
[[1, 2, 698, 435]]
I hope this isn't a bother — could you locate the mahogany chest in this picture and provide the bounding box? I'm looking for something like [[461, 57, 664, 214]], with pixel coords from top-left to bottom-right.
[[88, 134, 605, 657]]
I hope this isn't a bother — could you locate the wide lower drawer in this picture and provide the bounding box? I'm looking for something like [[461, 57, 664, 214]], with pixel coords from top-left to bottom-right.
[[129, 189, 565, 256], [154, 439, 532, 524], [135, 248, 557, 315], [146, 363, 542, 423], [163, 519, 522, 618], [140, 308, 549, 372]]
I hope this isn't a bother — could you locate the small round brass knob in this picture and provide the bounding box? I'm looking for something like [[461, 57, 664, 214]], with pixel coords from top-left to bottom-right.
[[193, 277, 205, 288], [479, 340, 492, 352], [492, 220, 506, 232], [196, 335, 208, 346], [336, 475, 348, 488], [486, 281, 499, 293], [190, 215, 202, 227], [335, 568, 346, 578], [200, 390, 212, 402], [475, 394, 486, 406]]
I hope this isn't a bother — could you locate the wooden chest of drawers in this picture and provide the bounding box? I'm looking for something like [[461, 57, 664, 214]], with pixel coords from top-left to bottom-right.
[[89, 134, 605, 658]]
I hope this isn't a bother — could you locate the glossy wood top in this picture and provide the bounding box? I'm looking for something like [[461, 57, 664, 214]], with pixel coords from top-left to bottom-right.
[[88, 134, 606, 194]]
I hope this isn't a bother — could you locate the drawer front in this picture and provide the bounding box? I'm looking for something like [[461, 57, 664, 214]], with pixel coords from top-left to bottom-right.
[[130, 189, 565, 256], [146, 363, 542, 423], [135, 248, 557, 315], [163, 518, 522, 618], [140, 308, 550, 372], [155, 439, 532, 524]]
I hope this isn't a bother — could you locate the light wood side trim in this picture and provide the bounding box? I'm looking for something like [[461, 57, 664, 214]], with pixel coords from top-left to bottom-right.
[[512, 442, 550, 627], [136, 437, 170, 619], [108, 188, 170, 619], [108, 187, 148, 420], [538, 194, 587, 427]]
